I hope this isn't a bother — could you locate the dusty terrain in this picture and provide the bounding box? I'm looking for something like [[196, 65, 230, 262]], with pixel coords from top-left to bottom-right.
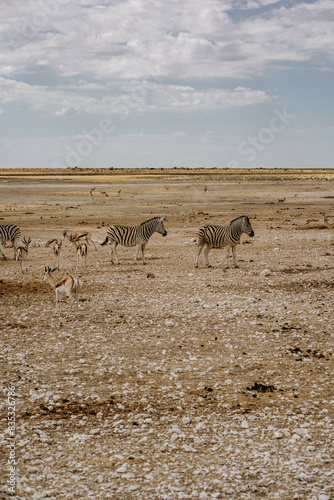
[[1, 168, 334, 500]]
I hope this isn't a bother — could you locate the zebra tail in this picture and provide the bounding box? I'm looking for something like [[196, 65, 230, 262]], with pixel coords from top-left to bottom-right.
[[197, 227, 207, 246], [100, 235, 109, 246]]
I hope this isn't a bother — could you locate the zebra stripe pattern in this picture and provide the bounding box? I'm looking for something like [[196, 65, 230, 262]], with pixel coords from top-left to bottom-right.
[[195, 215, 254, 268], [101, 217, 167, 264], [0, 224, 21, 260]]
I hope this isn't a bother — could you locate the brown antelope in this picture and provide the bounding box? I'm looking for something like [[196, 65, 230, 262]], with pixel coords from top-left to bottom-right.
[[45, 238, 63, 269], [43, 266, 79, 316], [16, 237, 31, 273], [63, 230, 97, 250], [68, 234, 88, 274]]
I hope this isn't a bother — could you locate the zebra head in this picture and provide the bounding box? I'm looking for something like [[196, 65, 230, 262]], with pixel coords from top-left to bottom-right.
[[241, 216, 254, 237], [155, 217, 167, 237]]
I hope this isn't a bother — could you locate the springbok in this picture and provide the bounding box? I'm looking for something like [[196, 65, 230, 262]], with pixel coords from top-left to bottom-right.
[[68, 234, 88, 274], [43, 266, 79, 316], [16, 237, 31, 273], [45, 238, 63, 269], [63, 230, 97, 250]]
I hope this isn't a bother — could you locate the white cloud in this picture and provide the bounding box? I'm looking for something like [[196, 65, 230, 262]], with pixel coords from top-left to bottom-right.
[[1, 0, 333, 83], [0, 1, 333, 170], [232, 0, 280, 8], [0, 77, 271, 115]]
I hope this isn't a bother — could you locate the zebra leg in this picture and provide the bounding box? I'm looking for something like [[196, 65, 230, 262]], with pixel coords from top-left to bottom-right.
[[225, 247, 230, 268], [141, 244, 147, 265], [231, 245, 238, 268], [203, 244, 212, 268], [0, 243, 6, 260], [13, 239, 19, 260], [109, 242, 115, 264], [113, 242, 120, 265], [195, 244, 204, 268], [133, 244, 140, 264]]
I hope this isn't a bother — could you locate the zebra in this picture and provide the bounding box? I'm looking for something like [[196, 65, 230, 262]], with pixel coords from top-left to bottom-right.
[[100, 217, 167, 265], [195, 215, 254, 269], [0, 224, 21, 260]]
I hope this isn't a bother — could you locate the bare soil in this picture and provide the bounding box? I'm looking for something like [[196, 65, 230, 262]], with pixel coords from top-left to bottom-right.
[[1, 169, 333, 500]]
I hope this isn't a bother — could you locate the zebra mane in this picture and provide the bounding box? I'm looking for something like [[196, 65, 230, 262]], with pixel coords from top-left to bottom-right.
[[139, 217, 162, 226], [229, 215, 249, 224]]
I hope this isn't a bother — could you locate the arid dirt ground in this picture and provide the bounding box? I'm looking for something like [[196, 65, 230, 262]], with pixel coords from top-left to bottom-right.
[[1, 168, 334, 500]]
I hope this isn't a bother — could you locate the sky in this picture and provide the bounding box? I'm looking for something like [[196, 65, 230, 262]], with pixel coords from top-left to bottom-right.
[[0, 0, 333, 169]]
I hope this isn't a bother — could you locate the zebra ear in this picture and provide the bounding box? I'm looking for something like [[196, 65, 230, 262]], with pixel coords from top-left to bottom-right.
[[160, 217, 164, 221]]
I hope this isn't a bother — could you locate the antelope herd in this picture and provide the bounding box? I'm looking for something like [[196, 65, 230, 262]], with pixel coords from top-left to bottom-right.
[[1, 224, 98, 317]]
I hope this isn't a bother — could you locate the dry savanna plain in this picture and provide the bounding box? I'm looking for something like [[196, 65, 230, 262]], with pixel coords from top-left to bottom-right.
[[1, 168, 334, 500]]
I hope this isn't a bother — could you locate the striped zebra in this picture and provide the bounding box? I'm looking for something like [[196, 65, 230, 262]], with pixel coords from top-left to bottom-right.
[[195, 215, 254, 268], [0, 224, 21, 260], [101, 217, 167, 265]]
